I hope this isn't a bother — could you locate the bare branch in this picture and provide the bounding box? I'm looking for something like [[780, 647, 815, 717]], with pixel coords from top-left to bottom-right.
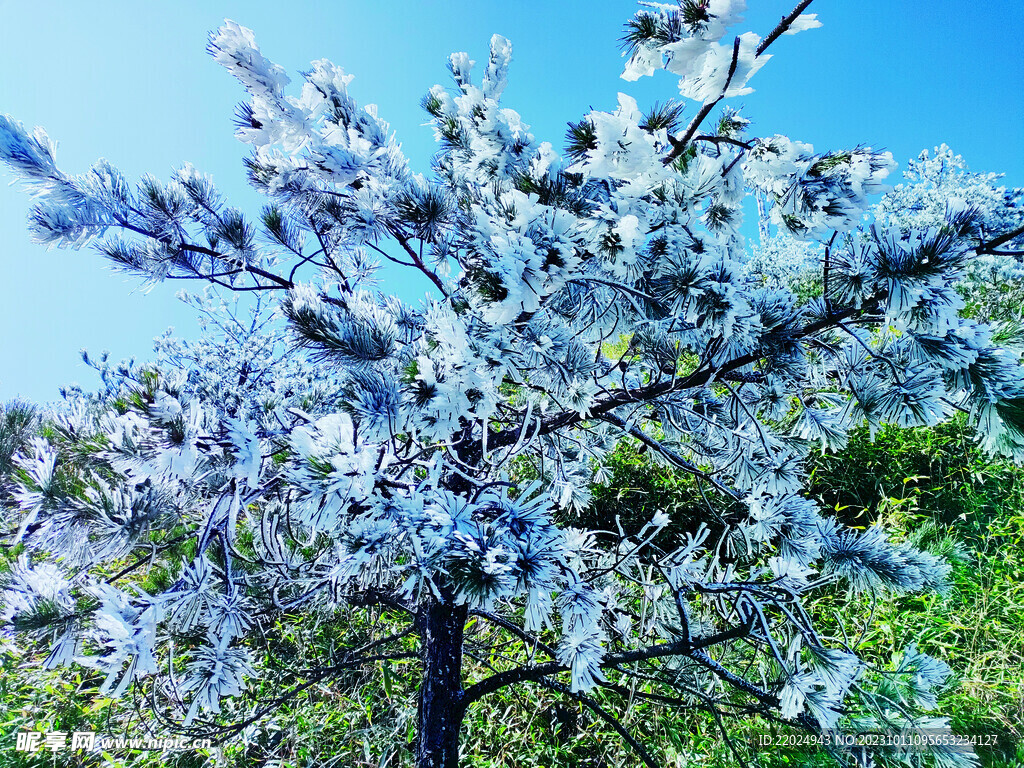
[[534, 677, 660, 768], [977, 222, 1024, 254], [756, 0, 817, 56], [693, 134, 753, 150]]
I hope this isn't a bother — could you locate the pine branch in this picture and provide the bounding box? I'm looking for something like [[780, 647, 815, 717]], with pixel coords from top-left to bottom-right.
[[469, 610, 559, 659], [460, 638, 686, 708], [976, 222, 1024, 254], [693, 134, 754, 150], [598, 412, 741, 499], [486, 294, 883, 453], [461, 628, 779, 716], [667, 36, 742, 165], [664, 0, 818, 164], [387, 224, 449, 297], [756, 0, 817, 55], [111, 215, 295, 291]]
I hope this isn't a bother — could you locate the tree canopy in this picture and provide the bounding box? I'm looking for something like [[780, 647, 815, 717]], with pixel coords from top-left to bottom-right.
[[2, 2, 1022, 767]]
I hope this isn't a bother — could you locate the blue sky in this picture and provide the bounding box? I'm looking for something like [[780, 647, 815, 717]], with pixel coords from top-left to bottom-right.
[[1, 0, 1021, 403]]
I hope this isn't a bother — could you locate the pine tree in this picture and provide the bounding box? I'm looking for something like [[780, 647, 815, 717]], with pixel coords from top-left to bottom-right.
[[2, 2, 1021, 766], [750, 143, 1024, 320]]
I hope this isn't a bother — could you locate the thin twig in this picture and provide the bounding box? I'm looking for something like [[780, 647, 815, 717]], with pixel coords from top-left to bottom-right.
[[756, 0, 817, 55], [533, 677, 660, 768]]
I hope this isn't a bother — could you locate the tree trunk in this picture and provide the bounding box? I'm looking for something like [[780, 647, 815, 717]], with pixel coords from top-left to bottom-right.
[[416, 596, 468, 768]]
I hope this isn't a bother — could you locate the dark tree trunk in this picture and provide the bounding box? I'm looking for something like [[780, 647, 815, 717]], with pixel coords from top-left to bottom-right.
[[416, 596, 468, 768]]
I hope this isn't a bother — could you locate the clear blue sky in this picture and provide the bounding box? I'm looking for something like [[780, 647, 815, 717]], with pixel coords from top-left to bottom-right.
[[1, 0, 1022, 403]]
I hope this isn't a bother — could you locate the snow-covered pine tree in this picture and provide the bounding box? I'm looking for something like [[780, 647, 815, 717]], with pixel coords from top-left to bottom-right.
[[749, 144, 1024, 321], [2, 2, 1021, 766]]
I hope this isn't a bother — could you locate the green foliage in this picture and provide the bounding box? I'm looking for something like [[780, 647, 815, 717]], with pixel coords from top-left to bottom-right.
[[639, 101, 686, 134], [0, 401, 36, 482], [671, 143, 699, 173], [583, 439, 739, 547], [805, 417, 1024, 766], [960, 279, 1024, 323], [564, 119, 598, 165], [807, 416, 1013, 528]]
